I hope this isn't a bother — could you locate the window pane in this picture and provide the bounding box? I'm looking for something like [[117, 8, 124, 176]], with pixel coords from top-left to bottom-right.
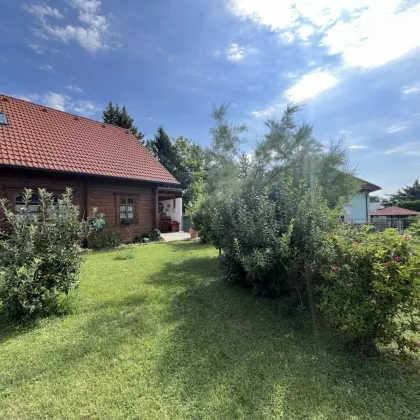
[[127, 212, 134, 218], [127, 205, 133, 212], [120, 206, 126, 212], [127, 198, 134, 204], [120, 198, 127, 205], [15, 193, 39, 204], [120, 212, 126, 219], [15, 204, 25, 212], [28, 205, 39, 213], [0, 113, 8, 126]]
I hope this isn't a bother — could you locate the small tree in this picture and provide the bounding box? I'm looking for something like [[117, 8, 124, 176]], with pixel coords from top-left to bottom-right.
[[0, 189, 95, 320], [102, 101, 145, 142], [391, 179, 420, 202]]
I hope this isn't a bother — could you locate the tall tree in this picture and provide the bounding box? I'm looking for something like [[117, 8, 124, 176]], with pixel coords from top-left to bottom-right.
[[174, 136, 206, 207], [147, 127, 180, 175], [102, 101, 145, 142], [391, 179, 420, 202], [147, 128, 206, 208], [204, 103, 358, 207]]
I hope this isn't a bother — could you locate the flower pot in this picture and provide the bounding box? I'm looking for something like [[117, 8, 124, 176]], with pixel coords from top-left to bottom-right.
[[189, 228, 198, 239]]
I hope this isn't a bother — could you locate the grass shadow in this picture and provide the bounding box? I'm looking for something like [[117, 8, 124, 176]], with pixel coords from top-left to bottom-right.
[[148, 256, 420, 419], [0, 293, 151, 394]]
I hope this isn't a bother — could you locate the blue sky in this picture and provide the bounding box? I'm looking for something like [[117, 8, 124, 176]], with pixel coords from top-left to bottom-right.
[[1, 0, 420, 195]]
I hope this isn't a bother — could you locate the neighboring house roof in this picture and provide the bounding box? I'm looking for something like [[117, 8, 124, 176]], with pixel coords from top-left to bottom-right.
[[357, 178, 382, 193], [0, 94, 179, 184], [371, 206, 420, 216]]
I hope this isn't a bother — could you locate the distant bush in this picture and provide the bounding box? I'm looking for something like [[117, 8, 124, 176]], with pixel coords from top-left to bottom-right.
[[88, 217, 121, 250], [188, 200, 214, 243], [398, 200, 420, 212], [319, 226, 420, 353], [0, 188, 95, 320], [136, 229, 162, 243]]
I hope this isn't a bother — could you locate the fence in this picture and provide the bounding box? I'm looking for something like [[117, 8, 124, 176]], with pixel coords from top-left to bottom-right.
[[348, 217, 416, 233]]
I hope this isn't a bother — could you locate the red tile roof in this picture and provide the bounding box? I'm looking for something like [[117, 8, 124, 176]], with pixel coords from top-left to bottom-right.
[[371, 206, 420, 216], [360, 181, 381, 193], [0, 94, 179, 184]]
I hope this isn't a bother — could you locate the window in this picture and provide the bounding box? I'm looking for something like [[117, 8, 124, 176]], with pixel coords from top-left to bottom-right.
[[15, 193, 39, 218], [0, 112, 8, 127], [119, 197, 135, 223], [14, 192, 59, 219]]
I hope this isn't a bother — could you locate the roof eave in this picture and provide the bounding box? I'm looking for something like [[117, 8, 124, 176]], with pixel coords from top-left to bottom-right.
[[0, 163, 180, 187]]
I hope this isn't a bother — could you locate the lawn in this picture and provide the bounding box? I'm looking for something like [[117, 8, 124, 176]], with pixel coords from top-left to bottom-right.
[[0, 242, 419, 419]]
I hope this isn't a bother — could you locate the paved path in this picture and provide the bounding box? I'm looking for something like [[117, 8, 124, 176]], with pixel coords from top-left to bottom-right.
[[161, 232, 191, 242]]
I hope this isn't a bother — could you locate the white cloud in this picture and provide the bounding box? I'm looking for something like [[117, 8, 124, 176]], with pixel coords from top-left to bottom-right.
[[251, 102, 286, 118], [24, 0, 116, 53], [43, 92, 70, 111], [66, 84, 84, 93], [384, 142, 420, 156], [228, 0, 420, 69], [38, 64, 54, 72], [296, 24, 315, 42], [251, 69, 338, 117], [384, 124, 408, 133], [285, 69, 338, 102], [27, 40, 45, 54], [226, 43, 245, 61], [23, 3, 64, 20], [402, 83, 420, 96], [15, 93, 41, 102], [70, 100, 101, 116], [14, 92, 100, 116], [349, 145, 368, 149]]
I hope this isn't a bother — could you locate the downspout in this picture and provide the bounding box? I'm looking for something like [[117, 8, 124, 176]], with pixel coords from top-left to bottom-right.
[[366, 192, 369, 223]]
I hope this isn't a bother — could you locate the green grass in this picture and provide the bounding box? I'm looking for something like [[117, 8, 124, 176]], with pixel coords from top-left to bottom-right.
[[0, 242, 419, 419]]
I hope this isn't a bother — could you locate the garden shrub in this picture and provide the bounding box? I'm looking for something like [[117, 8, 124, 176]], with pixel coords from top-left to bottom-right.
[[212, 180, 341, 298], [406, 217, 420, 243], [88, 219, 121, 250], [0, 188, 95, 320], [188, 199, 214, 243], [319, 226, 420, 353], [138, 229, 162, 242]]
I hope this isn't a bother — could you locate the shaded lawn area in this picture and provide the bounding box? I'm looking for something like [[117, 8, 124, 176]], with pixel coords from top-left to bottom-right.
[[0, 242, 419, 419]]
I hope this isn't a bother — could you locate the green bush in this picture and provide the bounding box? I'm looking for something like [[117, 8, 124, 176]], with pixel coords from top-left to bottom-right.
[[406, 217, 420, 242], [0, 189, 95, 320], [188, 199, 214, 243], [88, 218, 121, 250], [212, 180, 340, 297], [319, 226, 420, 353], [136, 229, 162, 243], [398, 200, 420, 212]]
